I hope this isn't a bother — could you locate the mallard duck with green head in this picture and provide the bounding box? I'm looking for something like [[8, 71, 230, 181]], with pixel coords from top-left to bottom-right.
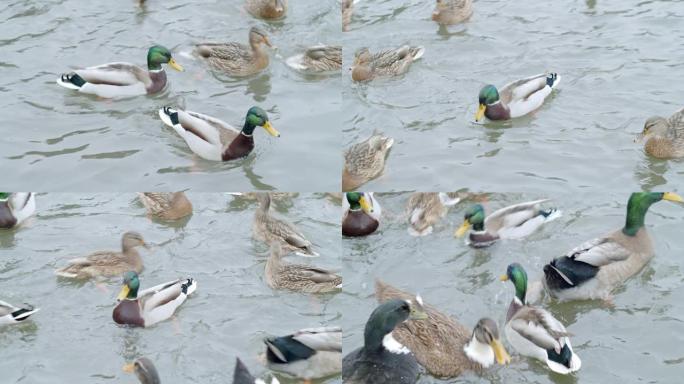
[[375, 280, 510, 378], [57, 46, 183, 98], [544, 192, 683, 301], [342, 299, 428, 384], [501, 263, 581, 374], [432, 0, 473, 25], [342, 192, 380, 237], [455, 200, 560, 247], [122, 357, 161, 384], [113, 271, 197, 327], [159, 106, 279, 162], [196, 27, 272, 77], [475, 73, 560, 122], [0, 192, 35, 229], [343, 134, 394, 191], [406, 192, 461, 236], [265, 244, 341, 293], [55, 231, 148, 279], [138, 192, 192, 221], [0, 300, 40, 326], [286, 45, 342, 74], [264, 327, 341, 382], [351, 46, 425, 82], [233, 358, 279, 384], [253, 193, 319, 256], [637, 108, 684, 158]]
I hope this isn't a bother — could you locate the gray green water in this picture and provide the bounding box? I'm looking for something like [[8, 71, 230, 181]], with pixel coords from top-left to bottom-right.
[[0, 193, 341, 383], [0, 0, 340, 191]]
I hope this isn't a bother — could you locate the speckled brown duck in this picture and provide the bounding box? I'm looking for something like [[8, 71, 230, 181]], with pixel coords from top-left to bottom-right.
[[638, 108, 684, 158], [245, 0, 287, 20], [351, 46, 425, 82], [252, 193, 319, 256], [138, 192, 193, 221], [342, 134, 394, 191], [432, 0, 473, 25], [196, 27, 272, 77]]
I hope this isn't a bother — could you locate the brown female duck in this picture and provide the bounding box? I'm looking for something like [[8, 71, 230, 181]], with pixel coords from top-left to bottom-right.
[[245, 0, 287, 20], [253, 193, 319, 256], [638, 108, 684, 158], [196, 27, 272, 77], [343, 134, 394, 191], [432, 0, 473, 25], [265, 244, 341, 293], [138, 192, 192, 221], [351, 46, 424, 82]]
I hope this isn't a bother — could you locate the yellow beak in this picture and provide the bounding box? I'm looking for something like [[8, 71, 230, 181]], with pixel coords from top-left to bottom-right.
[[168, 58, 184, 72], [262, 121, 280, 137], [491, 338, 511, 365], [663, 192, 684, 203], [410, 307, 428, 320], [359, 195, 373, 213], [455, 220, 471, 238], [499, 274, 509, 281], [122, 363, 135, 373], [475, 104, 486, 122], [117, 285, 130, 301]]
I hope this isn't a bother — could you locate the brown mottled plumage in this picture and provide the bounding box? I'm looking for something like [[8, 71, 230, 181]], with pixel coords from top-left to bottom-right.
[[375, 281, 509, 378], [342, 134, 394, 191], [253, 193, 318, 256], [286, 45, 342, 73], [55, 232, 148, 279], [138, 192, 192, 221], [265, 244, 341, 293], [406, 192, 461, 236], [196, 27, 272, 77], [639, 108, 684, 158], [342, 0, 354, 32], [245, 0, 287, 19], [432, 0, 473, 25], [351, 46, 425, 82]]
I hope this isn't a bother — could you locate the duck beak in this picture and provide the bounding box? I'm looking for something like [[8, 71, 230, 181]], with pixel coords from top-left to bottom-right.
[[454, 220, 471, 238], [263, 37, 273, 48], [409, 305, 428, 320], [262, 121, 280, 137], [475, 104, 486, 122], [491, 338, 511, 364], [359, 195, 373, 213], [122, 363, 135, 373], [168, 58, 184, 72], [499, 274, 509, 281], [117, 285, 130, 301], [663, 192, 684, 203]]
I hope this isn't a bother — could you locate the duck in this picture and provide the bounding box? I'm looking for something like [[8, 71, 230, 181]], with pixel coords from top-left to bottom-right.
[[0, 300, 40, 326], [342, 134, 394, 191], [245, 0, 287, 20], [196, 27, 272, 77], [158, 106, 280, 162], [55, 231, 148, 279], [253, 193, 318, 256], [406, 192, 461, 236], [351, 46, 425, 82], [501, 263, 581, 374], [374, 280, 510, 378], [638, 108, 684, 158], [264, 327, 342, 381], [455, 200, 561, 247], [138, 192, 192, 221], [342, 299, 428, 384], [265, 244, 341, 293], [342, 192, 380, 237], [0, 192, 36, 229], [342, 0, 354, 32], [122, 357, 161, 384], [56, 45, 183, 98], [475, 73, 560, 122], [113, 271, 197, 327], [286, 45, 342, 74], [233, 358, 279, 384], [543, 192, 683, 301], [432, 0, 473, 25]]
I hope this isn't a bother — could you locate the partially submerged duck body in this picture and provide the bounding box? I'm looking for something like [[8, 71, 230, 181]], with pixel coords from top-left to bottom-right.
[[286, 45, 342, 74], [351, 46, 425, 82], [57, 46, 183, 98], [196, 27, 272, 77], [138, 192, 192, 221], [343, 134, 394, 191], [375, 280, 510, 378], [432, 0, 473, 25], [638, 108, 684, 158], [158, 106, 279, 162], [264, 327, 342, 380], [253, 193, 318, 256], [406, 192, 461, 236], [475, 73, 560, 122], [543, 192, 683, 301], [245, 0, 287, 19]]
